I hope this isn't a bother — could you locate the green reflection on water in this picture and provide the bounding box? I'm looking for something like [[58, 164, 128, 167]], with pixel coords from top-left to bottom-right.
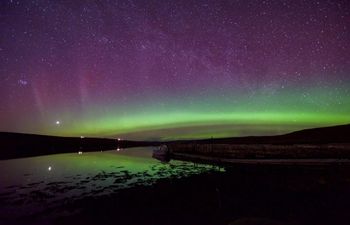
[[0, 147, 217, 218]]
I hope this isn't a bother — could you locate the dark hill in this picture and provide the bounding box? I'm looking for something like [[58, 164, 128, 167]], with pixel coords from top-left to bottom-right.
[[172, 124, 350, 145], [0, 132, 159, 160], [1, 124, 349, 160]]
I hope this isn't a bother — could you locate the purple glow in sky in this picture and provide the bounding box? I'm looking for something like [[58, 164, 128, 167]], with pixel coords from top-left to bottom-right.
[[1, 0, 349, 139]]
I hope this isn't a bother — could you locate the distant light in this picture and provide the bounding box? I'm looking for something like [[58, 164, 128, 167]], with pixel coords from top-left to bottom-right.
[[55, 121, 60, 125], [117, 138, 121, 141], [80, 136, 84, 138], [78, 151, 83, 155], [117, 148, 120, 151], [48, 166, 52, 171]]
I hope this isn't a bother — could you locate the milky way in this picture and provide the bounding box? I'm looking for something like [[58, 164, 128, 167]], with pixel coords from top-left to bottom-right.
[[1, 0, 349, 140]]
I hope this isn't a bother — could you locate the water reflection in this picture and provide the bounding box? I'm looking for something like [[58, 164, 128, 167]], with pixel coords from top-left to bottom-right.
[[0, 147, 217, 222], [2, 147, 350, 225]]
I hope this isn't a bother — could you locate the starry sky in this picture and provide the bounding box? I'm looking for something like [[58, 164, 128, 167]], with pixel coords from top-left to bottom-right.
[[1, 0, 349, 140]]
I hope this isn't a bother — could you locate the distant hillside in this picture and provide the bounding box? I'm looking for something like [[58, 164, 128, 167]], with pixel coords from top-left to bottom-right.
[[1, 124, 349, 160], [166, 124, 350, 163], [0, 132, 159, 160], [170, 124, 350, 145]]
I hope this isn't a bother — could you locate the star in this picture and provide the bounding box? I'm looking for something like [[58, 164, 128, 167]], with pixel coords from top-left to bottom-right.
[[0, 0, 349, 139], [18, 79, 28, 86]]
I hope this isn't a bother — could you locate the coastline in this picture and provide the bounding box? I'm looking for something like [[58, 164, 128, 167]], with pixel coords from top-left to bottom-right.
[[8, 164, 350, 225]]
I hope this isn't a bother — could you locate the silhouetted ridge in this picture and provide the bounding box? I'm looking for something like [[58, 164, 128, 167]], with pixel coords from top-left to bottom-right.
[[173, 124, 350, 145]]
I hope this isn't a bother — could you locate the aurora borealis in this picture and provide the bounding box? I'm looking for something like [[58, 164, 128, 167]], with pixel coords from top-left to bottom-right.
[[1, 0, 349, 140]]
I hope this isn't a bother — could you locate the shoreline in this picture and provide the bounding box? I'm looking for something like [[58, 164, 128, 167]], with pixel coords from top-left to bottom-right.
[[8, 164, 350, 225]]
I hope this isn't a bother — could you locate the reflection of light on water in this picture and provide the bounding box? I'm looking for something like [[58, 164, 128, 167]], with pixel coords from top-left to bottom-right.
[[117, 138, 121, 151], [0, 147, 219, 221]]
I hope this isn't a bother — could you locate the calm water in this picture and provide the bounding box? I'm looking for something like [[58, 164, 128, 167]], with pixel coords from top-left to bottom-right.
[[2, 147, 350, 225], [0, 147, 217, 224]]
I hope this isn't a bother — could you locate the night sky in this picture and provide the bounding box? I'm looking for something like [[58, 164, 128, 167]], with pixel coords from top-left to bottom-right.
[[1, 0, 349, 140]]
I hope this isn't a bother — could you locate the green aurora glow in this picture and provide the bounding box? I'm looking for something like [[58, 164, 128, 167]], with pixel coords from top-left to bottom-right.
[[39, 86, 350, 140], [2, 0, 350, 140]]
